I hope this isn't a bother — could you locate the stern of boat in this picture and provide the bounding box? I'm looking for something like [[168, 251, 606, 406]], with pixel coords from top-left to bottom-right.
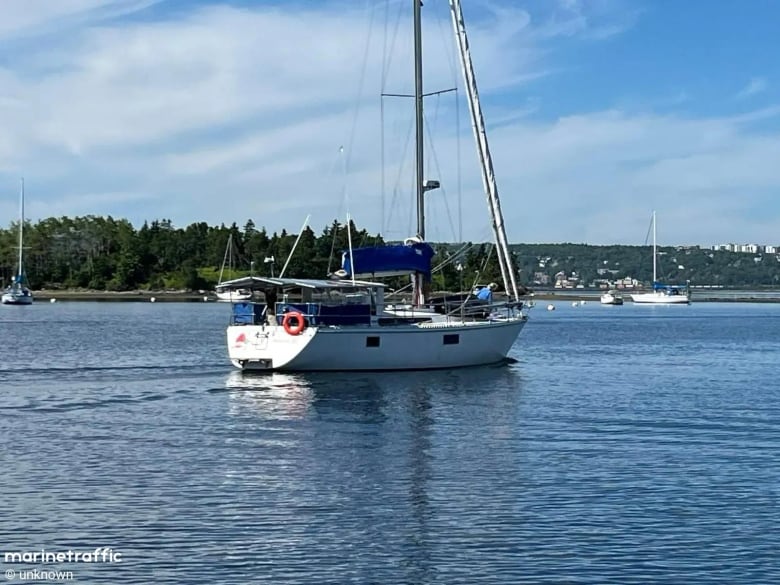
[[227, 324, 317, 371]]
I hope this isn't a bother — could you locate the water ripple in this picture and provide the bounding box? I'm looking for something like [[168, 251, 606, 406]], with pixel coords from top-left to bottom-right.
[[1, 302, 779, 583]]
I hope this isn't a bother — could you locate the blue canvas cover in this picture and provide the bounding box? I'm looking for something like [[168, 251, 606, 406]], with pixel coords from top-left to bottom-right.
[[652, 281, 687, 292], [342, 243, 434, 278]]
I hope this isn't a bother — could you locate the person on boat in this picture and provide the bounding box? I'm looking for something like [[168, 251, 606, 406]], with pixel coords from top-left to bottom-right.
[[265, 288, 278, 324], [476, 282, 498, 302]]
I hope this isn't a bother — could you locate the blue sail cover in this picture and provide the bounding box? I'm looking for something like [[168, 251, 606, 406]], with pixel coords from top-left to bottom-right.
[[652, 281, 687, 291], [342, 243, 434, 278]]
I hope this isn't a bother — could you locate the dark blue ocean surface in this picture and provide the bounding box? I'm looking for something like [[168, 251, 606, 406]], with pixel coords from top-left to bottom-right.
[[1, 301, 778, 584]]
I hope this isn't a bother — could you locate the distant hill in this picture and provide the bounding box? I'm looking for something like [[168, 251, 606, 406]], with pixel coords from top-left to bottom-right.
[[508, 243, 780, 289], [1, 216, 778, 291]]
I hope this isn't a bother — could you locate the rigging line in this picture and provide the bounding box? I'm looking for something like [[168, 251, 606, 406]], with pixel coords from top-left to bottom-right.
[[456, 89, 462, 243], [327, 0, 373, 269], [433, 0, 460, 84], [380, 0, 398, 237], [333, 146, 352, 274], [435, 0, 464, 244], [422, 106, 457, 242], [644, 214, 653, 246], [327, 219, 339, 276], [380, 0, 404, 92], [430, 241, 476, 273], [480, 243, 494, 273], [386, 110, 416, 235], [425, 92, 440, 240], [342, 0, 376, 179], [326, 146, 349, 274], [381, 1, 418, 241], [278, 215, 311, 279], [381, 0, 390, 91], [346, 213, 356, 285], [323, 143, 348, 219], [407, 165, 415, 238]]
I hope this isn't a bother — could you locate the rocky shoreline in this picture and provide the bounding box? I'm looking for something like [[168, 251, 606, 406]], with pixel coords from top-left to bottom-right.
[[33, 290, 214, 302]]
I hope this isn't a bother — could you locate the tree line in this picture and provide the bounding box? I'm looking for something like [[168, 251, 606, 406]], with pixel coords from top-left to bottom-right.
[[1, 216, 778, 291]]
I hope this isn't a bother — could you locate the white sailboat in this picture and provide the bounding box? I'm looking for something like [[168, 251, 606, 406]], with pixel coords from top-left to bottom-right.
[[2, 179, 34, 306], [214, 233, 252, 303], [630, 211, 690, 305], [220, 0, 527, 371], [600, 290, 624, 305]]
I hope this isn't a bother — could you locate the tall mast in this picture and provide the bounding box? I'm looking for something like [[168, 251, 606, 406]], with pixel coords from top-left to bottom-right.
[[18, 178, 24, 279], [449, 0, 520, 301], [413, 0, 425, 240], [652, 210, 657, 283], [409, 0, 428, 307]]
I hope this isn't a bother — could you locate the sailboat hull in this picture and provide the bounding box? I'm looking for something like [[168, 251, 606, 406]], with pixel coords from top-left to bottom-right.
[[215, 290, 253, 303], [1, 289, 33, 305], [228, 318, 526, 372], [630, 292, 689, 304]]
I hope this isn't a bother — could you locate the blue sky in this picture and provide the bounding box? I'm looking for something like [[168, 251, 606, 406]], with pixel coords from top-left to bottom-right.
[[1, 0, 779, 246]]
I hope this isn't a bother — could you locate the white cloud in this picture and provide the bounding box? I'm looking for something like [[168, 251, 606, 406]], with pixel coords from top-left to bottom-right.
[[484, 108, 780, 245], [0, 0, 161, 40], [736, 77, 768, 100], [535, 0, 640, 41], [1, 0, 779, 249]]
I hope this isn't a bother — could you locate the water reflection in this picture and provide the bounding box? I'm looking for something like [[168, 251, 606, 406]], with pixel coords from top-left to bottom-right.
[[406, 384, 434, 584], [224, 370, 314, 419], [225, 364, 521, 423], [221, 364, 524, 584], [224, 363, 523, 422]]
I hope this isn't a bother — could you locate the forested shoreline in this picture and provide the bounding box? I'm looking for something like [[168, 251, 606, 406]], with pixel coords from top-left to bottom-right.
[[1, 216, 778, 291]]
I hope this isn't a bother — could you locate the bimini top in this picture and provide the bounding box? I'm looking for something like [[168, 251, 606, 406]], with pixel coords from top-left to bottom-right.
[[217, 276, 386, 292], [341, 242, 434, 278]]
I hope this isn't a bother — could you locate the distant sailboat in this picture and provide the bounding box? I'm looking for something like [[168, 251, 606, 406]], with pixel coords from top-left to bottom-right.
[[630, 211, 690, 305], [2, 179, 33, 306], [600, 290, 624, 305], [215, 233, 252, 303]]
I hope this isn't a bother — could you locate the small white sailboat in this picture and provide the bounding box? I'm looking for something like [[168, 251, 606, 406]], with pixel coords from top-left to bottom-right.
[[215, 233, 252, 303], [220, 0, 527, 371], [600, 290, 624, 305], [630, 211, 690, 305], [2, 179, 33, 306]]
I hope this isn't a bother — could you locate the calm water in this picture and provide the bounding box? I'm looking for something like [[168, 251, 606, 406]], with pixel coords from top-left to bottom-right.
[[1, 301, 778, 584]]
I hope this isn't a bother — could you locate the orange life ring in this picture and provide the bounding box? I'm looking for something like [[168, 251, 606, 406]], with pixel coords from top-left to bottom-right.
[[282, 311, 306, 335]]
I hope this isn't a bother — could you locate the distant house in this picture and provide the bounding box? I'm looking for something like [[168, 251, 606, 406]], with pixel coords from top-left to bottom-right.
[[597, 267, 620, 276], [533, 272, 550, 285], [554, 271, 579, 289]]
